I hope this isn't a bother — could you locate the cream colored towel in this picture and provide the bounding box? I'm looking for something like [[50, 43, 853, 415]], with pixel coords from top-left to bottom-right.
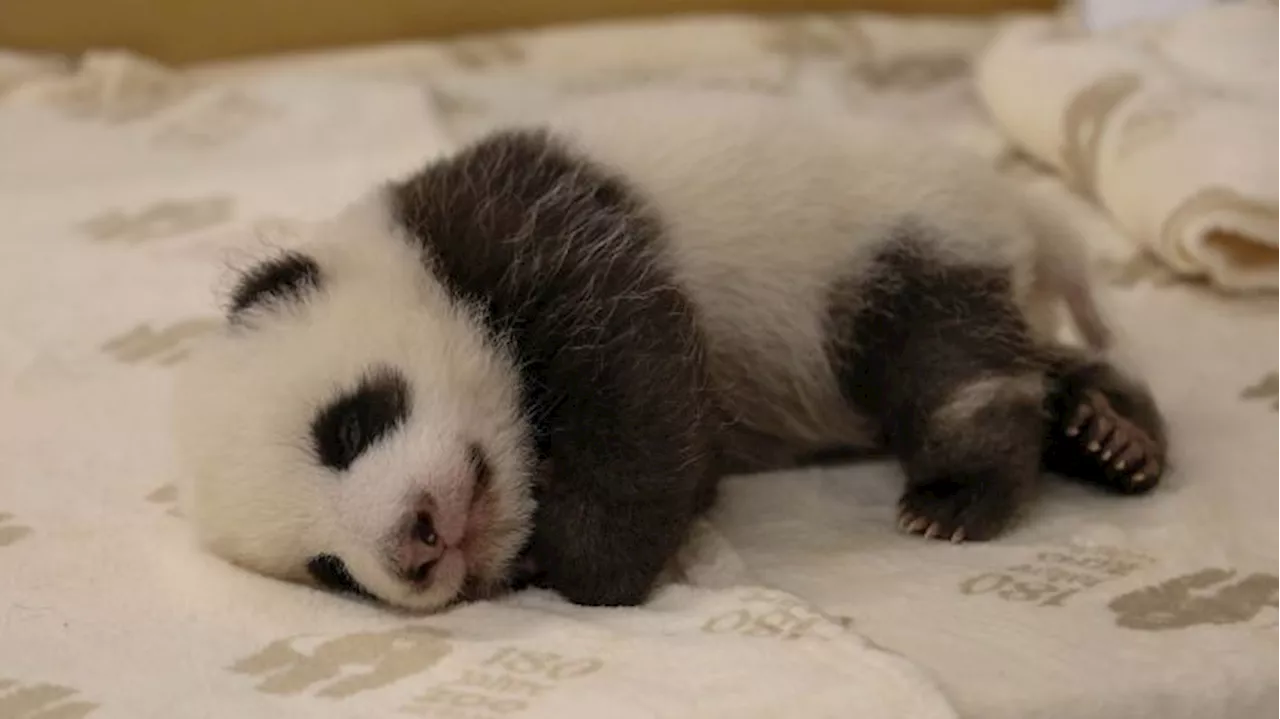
[[975, 2, 1278, 292]]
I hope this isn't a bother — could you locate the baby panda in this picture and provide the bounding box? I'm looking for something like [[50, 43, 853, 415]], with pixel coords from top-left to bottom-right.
[[172, 88, 1168, 614]]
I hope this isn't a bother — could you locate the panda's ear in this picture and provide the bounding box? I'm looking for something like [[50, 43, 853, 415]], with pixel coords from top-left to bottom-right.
[[227, 251, 323, 320]]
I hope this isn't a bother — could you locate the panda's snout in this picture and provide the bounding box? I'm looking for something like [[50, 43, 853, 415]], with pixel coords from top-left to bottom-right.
[[392, 493, 447, 585]]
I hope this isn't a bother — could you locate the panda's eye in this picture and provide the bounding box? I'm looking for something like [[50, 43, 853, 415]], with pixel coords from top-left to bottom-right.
[[311, 367, 411, 471], [338, 413, 363, 462], [306, 554, 374, 599]]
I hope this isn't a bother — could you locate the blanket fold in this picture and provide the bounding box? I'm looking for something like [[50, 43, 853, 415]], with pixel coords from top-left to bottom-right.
[[975, 2, 1278, 292]]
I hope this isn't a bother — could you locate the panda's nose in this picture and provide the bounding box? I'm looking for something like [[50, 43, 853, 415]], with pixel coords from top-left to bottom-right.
[[413, 511, 438, 546], [394, 496, 445, 584]]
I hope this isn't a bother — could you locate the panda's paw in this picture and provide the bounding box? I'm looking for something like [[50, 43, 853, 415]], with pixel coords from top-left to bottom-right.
[[897, 472, 1022, 544], [1061, 389, 1163, 494]]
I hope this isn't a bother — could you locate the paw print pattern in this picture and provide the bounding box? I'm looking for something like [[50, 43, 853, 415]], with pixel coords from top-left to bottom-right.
[[230, 626, 453, 699], [101, 319, 221, 366], [1109, 568, 1279, 631], [79, 196, 233, 243], [1240, 371, 1278, 412], [0, 677, 97, 719], [0, 513, 32, 547], [146, 485, 182, 518]]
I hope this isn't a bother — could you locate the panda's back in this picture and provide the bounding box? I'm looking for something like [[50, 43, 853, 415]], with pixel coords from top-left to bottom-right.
[[537, 90, 1041, 464], [543, 92, 869, 459]]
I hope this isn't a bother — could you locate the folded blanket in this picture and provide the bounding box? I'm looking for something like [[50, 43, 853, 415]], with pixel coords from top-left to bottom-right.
[[975, 1, 1278, 292]]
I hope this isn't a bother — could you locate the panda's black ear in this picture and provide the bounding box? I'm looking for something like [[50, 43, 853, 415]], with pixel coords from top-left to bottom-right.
[[227, 251, 323, 320]]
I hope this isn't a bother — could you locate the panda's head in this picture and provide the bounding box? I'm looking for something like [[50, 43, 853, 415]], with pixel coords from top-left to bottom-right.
[[172, 192, 536, 613]]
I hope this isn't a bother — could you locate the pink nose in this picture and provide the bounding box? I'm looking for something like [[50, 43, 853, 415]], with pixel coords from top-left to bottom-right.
[[394, 495, 445, 584]]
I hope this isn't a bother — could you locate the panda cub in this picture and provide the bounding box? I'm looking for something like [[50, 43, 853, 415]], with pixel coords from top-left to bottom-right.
[[173, 88, 1168, 613]]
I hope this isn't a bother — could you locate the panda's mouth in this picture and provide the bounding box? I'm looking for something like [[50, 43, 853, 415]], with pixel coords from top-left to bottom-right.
[[458, 481, 495, 554], [452, 442, 503, 563], [391, 443, 499, 600], [309, 443, 515, 611]]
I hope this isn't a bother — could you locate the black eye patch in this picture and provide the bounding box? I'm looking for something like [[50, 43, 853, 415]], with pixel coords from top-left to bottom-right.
[[306, 554, 375, 600], [228, 251, 323, 319], [311, 366, 411, 471]]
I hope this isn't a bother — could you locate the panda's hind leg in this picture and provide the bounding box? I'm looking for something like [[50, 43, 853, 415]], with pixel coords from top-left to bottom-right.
[[1040, 347, 1168, 494], [832, 234, 1051, 542]]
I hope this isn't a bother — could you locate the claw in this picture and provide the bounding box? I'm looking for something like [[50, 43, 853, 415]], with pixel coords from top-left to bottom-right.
[[1090, 416, 1113, 443]]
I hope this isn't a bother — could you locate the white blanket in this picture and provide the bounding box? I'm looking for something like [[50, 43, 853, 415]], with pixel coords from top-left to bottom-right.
[[0, 49, 956, 719], [0, 11, 1275, 719], [975, 1, 1278, 292]]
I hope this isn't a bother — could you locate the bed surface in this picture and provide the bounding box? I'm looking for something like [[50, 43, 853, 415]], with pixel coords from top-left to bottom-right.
[[1, 11, 1275, 719]]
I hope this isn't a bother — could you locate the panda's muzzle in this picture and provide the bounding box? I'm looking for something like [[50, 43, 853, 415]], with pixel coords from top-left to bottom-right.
[[390, 491, 447, 585]]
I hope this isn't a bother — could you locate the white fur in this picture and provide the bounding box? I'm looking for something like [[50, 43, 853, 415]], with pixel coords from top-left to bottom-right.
[[175, 88, 1103, 611], [539, 89, 1098, 450], [174, 195, 535, 612]]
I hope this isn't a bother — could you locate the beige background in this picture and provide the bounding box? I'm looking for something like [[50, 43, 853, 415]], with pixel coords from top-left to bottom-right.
[[4, 0, 1057, 63]]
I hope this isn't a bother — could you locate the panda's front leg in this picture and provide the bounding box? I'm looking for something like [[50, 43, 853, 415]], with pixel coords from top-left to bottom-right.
[[519, 315, 719, 607]]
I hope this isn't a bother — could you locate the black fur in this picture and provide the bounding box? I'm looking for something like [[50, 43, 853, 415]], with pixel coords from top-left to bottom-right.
[[1041, 347, 1168, 494], [306, 554, 376, 599], [389, 130, 719, 606], [829, 228, 1048, 540], [311, 366, 412, 472], [827, 226, 1167, 540], [467, 442, 493, 497], [228, 251, 323, 319]]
